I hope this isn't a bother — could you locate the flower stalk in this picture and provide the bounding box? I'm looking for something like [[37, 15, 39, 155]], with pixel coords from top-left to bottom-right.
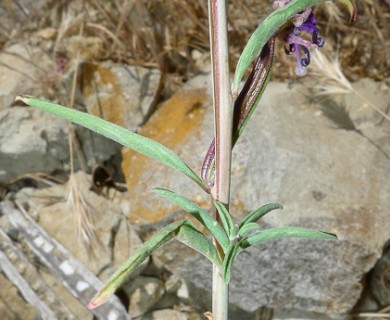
[[208, 0, 232, 318]]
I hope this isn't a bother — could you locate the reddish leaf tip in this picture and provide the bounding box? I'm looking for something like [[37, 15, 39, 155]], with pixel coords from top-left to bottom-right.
[[87, 292, 108, 310], [350, 8, 358, 23], [87, 300, 99, 310]]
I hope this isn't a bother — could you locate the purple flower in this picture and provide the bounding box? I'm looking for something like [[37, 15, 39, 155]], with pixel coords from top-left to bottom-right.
[[276, 3, 325, 76]]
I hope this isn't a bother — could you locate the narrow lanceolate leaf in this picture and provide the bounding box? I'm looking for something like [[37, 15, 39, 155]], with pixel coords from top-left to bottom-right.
[[238, 222, 260, 238], [16, 95, 205, 190], [88, 219, 220, 309], [240, 226, 337, 249], [238, 203, 283, 228], [222, 243, 241, 284], [213, 201, 235, 238], [176, 222, 222, 267], [152, 188, 229, 251], [233, 0, 358, 91]]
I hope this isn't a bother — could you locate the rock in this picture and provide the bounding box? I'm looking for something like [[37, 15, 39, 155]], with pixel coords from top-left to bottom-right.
[[120, 73, 390, 317], [81, 62, 162, 132], [0, 41, 161, 182], [13, 171, 147, 278], [0, 273, 39, 320], [165, 274, 183, 294], [351, 245, 390, 315], [0, 107, 68, 183], [67, 36, 104, 61], [367, 246, 390, 307], [0, 103, 123, 182], [0, 43, 124, 182], [0, 43, 54, 102], [123, 276, 165, 317], [143, 309, 188, 320]]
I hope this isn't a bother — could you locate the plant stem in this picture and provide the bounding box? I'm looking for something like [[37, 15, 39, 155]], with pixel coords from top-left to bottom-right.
[[208, 0, 232, 319]]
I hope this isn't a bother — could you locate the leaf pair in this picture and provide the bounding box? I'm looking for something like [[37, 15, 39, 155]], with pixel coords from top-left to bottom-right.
[[219, 203, 337, 283], [87, 188, 229, 309], [88, 218, 221, 309]]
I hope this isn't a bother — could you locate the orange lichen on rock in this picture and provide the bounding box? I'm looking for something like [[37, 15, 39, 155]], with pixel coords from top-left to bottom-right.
[[81, 63, 127, 126], [122, 89, 208, 223]]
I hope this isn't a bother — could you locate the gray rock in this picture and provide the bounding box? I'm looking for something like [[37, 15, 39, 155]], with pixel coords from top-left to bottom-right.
[[122, 75, 390, 317], [81, 62, 162, 132], [0, 103, 120, 182], [352, 245, 390, 316], [123, 276, 165, 317], [0, 43, 53, 100], [0, 107, 68, 182], [0, 43, 63, 182]]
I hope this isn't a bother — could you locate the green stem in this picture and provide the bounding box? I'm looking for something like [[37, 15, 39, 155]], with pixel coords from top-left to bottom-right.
[[208, 0, 232, 319]]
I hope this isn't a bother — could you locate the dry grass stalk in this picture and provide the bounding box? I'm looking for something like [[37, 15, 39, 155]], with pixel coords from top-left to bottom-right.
[[310, 50, 390, 122], [350, 301, 390, 319], [321, 2, 344, 34], [352, 312, 390, 319], [65, 22, 100, 255], [8, 173, 64, 187], [66, 174, 100, 256]]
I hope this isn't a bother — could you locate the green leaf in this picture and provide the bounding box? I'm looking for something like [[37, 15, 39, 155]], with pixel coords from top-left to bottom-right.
[[152, 188, 229, 251], [88, 219, 220, 309], [222, 242, 242, 284], [239, 203, 283, 228], [16, 95, 205, 190], [240, 226, 337, 249], [177, 222, 222, 267], [232, 0, 358, 91], [238, 222, 260, 238], [213, 200, 235, 238]]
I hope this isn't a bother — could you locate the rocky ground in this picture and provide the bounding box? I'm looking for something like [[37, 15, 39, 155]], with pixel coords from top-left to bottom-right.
[[0, 1, 390, 320]]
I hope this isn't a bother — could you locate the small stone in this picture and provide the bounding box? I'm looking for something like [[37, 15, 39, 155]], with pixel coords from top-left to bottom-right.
[[165, 274, 182, 294], [368, 247, 390, 306], [143, 309, 188, 320], [191, 49, 203, 60], [67, 36, 104, 61], [123, 276, 165, 317], [36, 27, 57, 40], [177, 280, 191, 303]]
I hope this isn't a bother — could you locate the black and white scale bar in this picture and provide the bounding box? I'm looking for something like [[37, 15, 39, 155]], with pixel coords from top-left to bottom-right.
[[1, 201, 131, 320]]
